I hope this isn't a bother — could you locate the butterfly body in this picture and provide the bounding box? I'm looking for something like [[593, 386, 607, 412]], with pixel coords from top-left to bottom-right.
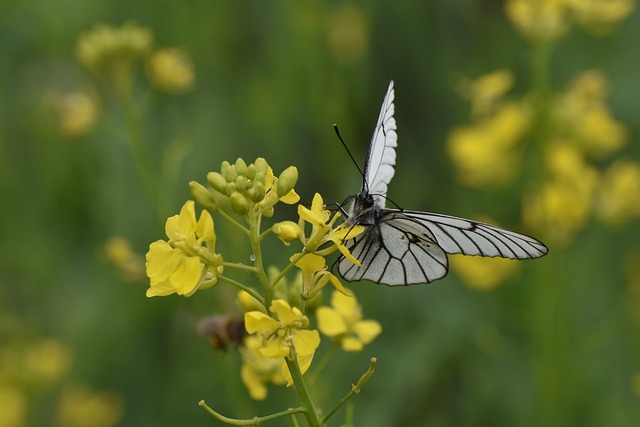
[[338, 81, 548, 286]]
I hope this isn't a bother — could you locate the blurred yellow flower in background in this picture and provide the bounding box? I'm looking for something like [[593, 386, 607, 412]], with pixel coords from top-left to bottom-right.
[[56, 385, 124, 427], [568, 0, 636, 33], [317, 291, 381, 352], [104, 236, 145, 282], [54, 90, 100, 139], [451, 255, 521, 291], [0, 385, 26, 427], [457, 69, 515, 118], [240, 335, 286, 400], [147, 48, 195, 94], [325, 4, 369, 65], [447, 101, 530, 188], [505, 0, 570, 41], [596, 160, 640, 225]]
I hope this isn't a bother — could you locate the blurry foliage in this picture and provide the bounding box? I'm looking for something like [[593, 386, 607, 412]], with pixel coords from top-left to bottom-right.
[[1, 0, 640, 426]]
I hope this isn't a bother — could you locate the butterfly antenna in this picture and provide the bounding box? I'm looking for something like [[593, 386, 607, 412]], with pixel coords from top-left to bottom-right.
[[333, 124, 365, 182]]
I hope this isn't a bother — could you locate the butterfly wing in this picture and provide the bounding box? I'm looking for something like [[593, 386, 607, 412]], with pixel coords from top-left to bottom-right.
[[339, 210, 547, 286], [339, 211, 448, 286], [401, 210, 549, 259], [363, 81, 397, 209]]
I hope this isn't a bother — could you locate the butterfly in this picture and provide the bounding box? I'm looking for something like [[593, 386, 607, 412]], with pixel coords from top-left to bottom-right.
[[338, 81, 548, 286]]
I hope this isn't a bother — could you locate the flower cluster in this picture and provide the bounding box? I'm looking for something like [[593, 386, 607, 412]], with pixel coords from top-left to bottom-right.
[[505, 0, 635, 41], [144, 158, 380, 420]]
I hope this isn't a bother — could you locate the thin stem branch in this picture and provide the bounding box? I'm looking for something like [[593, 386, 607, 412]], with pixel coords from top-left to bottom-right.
[[218, 276, 264, 306], [285, 352, 323, 427], [199, 400, 305, 425], [322, 357, 377, 424], [217, 208, 250, 236]]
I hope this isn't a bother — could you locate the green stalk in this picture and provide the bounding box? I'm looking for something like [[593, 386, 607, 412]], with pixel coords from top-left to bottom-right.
[[285, 352, 323, 427]]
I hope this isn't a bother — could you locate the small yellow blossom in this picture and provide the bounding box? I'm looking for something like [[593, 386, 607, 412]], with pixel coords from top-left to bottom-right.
[[55, 90, 100, 139], [505, 0, 570, 41], [458, 69, 515, 118], [56, 385, 124, 427], [317, 291, 381, 352], [596, 160, 640, 225], [450, 255, 521, 291], [244, 300, 320, 360], [25, 339, 73, 384], [568, 0, 635, 33], [147, 48, 194, 94], [523, 143, 599, 243], [298, 193, 364, 263], [325, 4, 369, 65], [447, 102, 530, 187], [145, 201, 223, 297], [239, 335, 286, 400], [104, 236, 145, 281], [0, 385, 26, 427], [292, 252, 352, 298], [272, 221, 301, 246]]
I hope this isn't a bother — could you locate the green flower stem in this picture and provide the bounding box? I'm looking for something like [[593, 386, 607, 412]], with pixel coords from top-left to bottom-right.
[[258, 228, 273, 241], [198, 400, 305, 425], [218, 276, 264, 306], [321, 357, 377, 425], [285, 351, 323, 427], [118, 84, 166, 227], [217, 208, 250, 236], [222, 262, 258, 273], [247, 210, 273, 308], [271, 250, 308, 289]]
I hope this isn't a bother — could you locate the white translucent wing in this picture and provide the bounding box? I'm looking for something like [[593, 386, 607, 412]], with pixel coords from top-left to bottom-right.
[[363, 81, 397, 208], [401, 210, 549, 259], [339, 212, 448, 286]]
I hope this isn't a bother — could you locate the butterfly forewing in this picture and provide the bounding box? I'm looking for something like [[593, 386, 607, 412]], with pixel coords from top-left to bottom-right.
[[364, 81, 397, 209]]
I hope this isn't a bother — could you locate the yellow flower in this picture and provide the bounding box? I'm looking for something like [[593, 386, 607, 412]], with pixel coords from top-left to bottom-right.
[[458, 69, 515, 118], [292, 252, 352, 298], [505, 0, 570, 41], [0, 385, 26, 427], [104, 236, 145, 281], [244, 300, 320, 360], [56, 385, 124, 427], [55, 90, 100, 139], [272, 221, 301, 246], [298, 193, 364, 264], [317, 291, 381, 352], [450, 255, 521, 291], [447, 102, 530, 188], [145, 201, 223, 297], [596, 160, 640, 225], [568, 0, 635, 33], [239, 335, 286, 400], [147, 48, 194, 94]]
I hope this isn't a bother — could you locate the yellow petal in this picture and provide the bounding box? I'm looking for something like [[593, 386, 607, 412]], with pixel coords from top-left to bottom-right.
[[353, 320, 382, 345], [341, 336, 364, 352], [177, 200, 197, 235], [292, 253, 325, 273], [327, 274, 353, 297], [270, 300, 303, 324], [292, 329, 320, 356], [145, 240, 180, 284], [170, 256, 202, 296], [316, 307, 348, 337], [330, 290, 357, 318], [196, 209, 215, 242], [240, 364, 268, 400], [281, 189, 300, 204], [245, 311, 277, 334], [260, 336, 290, 359]]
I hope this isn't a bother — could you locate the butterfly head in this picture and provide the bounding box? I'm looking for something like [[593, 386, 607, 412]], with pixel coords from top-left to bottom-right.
[[347, 190, 380, 227]]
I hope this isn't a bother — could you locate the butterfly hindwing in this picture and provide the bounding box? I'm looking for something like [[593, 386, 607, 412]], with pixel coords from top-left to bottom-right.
[[339, 212, 448, 286]]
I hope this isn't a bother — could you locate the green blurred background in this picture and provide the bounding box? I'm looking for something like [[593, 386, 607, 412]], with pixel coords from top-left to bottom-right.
[[2, 0, 640, 426]]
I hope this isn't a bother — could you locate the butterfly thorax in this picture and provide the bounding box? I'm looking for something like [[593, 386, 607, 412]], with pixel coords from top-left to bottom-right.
[[347, 191, 382, 226]]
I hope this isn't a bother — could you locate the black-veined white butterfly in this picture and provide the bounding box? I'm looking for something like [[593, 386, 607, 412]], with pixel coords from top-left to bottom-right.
[[338, 81, 548, 286]]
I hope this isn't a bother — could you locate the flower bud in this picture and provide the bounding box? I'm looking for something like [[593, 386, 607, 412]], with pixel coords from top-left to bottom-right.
[[221, 160, 237, 181], [246, 164, 257, 179], [230, 192, 251, 215], [207, 172, 228, 194], [272, 221, 301, 246], [247, 181, 266, 202], [277, 166, 298, 197], [262, 206, 275, 218], [189, 181, 218, 211], [235, 175, 251, 192], [254, 157, 269, 175], [234, 158, 248, 176]]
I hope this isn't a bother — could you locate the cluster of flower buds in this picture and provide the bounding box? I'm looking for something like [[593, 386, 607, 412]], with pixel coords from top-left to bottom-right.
[[192, 157, 298, 217]]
